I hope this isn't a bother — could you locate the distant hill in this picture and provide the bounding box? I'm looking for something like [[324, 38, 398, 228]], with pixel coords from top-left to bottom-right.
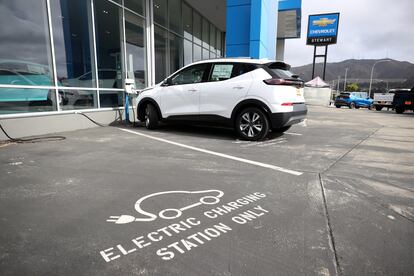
[[292, 59, 414, 90]]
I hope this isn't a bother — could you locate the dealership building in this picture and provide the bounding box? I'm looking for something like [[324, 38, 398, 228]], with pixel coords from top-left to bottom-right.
[[0, 0, 301, 139]]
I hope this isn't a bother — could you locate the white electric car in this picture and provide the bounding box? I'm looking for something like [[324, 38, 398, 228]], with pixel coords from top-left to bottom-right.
[[136, 58, 307, 141]]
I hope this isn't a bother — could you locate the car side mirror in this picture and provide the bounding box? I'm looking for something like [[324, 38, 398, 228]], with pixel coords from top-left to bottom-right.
[[163, 78, 172, 86]]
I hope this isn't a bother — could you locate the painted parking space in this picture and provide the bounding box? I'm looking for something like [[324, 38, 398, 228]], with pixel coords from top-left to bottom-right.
[[1, 106, 413, 275]]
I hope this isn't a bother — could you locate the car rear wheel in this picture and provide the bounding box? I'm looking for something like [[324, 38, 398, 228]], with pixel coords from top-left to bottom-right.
[[145, 104, 159, 129], [368, 104, 374, 110], [335, 105, 341, 108], [395, 107, 405, 114], [375, 106, 383, 111], [236, 107, 269, 141]]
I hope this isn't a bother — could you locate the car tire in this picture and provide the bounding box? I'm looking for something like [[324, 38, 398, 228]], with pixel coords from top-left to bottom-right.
[[274, 125, 291, 133], [355, 105, 360, 109], [236, 107, 269, 141], [349, 102, 355, 109], [368, 104, 374, 110], [145, 104, 159, 129], [335, 105, 341, 108], [375, 106, 383, 111], [395, 107, 405, 114]]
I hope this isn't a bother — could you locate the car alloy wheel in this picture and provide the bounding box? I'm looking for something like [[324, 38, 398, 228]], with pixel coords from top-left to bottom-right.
[[236, 107, 269, 141], [144, 104, 159, 129]]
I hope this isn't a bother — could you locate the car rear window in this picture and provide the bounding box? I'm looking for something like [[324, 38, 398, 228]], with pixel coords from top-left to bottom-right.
[[264, 62, 297, 79]]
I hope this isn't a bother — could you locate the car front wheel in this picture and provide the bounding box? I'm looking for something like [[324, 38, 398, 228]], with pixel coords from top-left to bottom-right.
[[236, 107, 269, 141], [144, 104, 159, 129], [349, 102, 355, 109]]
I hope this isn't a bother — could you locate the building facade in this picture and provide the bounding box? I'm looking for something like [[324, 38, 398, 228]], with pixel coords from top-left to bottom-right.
[[0, 0, 300, 139]]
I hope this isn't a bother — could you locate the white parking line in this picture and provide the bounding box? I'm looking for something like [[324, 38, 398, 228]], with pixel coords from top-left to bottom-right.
[[119, 128, 303, 176]]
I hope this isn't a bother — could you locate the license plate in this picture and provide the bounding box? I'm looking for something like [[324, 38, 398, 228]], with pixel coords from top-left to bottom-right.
[[405, 101, 412, 105], [296, 89, 301, 96]]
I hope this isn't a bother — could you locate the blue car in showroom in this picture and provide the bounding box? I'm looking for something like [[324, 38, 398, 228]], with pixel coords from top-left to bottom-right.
[[335, 92, 374, 109]]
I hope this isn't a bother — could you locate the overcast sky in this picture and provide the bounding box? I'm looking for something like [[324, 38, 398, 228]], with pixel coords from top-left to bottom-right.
[[284, 0, 414, 67]]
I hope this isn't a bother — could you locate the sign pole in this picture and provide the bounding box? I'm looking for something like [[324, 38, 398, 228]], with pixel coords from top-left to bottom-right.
[[322, 45, 328, 80], [311, 46, 317, 79]]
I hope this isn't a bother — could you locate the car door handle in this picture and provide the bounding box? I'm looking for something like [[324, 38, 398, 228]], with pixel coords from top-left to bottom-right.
[[233, 86, 244, 89], [188, 89, 197, 92]]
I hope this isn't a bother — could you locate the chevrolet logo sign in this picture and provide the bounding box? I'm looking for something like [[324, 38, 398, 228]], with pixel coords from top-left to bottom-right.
[[313, 18, 336, 27]]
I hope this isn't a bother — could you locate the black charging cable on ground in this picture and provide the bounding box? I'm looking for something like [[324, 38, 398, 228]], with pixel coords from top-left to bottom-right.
[[0, 123, 66, 144], [0, 98, 140, 144]]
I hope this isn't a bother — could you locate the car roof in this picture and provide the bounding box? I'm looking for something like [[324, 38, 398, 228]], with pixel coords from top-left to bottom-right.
[[190, 58, 289, 66]]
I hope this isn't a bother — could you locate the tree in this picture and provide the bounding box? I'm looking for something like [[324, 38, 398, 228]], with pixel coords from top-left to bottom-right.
[[346, 83, 359, 92]]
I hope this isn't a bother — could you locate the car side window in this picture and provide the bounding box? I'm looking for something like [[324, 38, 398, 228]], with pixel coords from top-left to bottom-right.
[[211, 64, 234, 81], [210, 63, 256, 82], [171, 64, 210, 85]]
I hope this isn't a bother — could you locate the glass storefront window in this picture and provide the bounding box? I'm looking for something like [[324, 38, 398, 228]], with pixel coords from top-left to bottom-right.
[[202, 18, 210, 50], [0, 88, 56, 114], [153, 0, 167, 28], [169, 33, 183, 75], [183, 3, 192, 40], [94, 0, 123, 89], [60, 89, 97, 110], [184, 39, 192, 66], [99, 90, 123, 107], [51, 0, 96, 88], [154, 25, 168, 83], [193, 11, 202, 45], [125, 11, 146, 89], [124, 0, 145, 16], [210, 24, 216, 52], [202, 48, 210, 60], [193, 44, 201, 62], [0, 0, 53, 88], [217, 31, 222, 56], [168, 0, 182, 35]]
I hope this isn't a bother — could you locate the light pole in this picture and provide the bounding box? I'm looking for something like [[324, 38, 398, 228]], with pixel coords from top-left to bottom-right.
[[343, 67, 349, 92], [368, 59, 392, 97]]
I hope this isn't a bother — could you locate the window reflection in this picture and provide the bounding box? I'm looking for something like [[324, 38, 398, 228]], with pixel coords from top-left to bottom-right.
[[0, 0, 55, 112], [51, 0, 96, 88], [154, 26, 168, 83], [154, 0, 167, 27], [169, 33, 183, 75], [0, 88, 56, 114], [125, 11, 146, 89], [184, 39, 192, 66], [124, 0, 145, 16], [183, 3, 192, 40], [60, 89, 97, 110], [94, 0, 123, 89]]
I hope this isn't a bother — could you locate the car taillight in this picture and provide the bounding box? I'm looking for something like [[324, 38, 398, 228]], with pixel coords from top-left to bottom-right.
[[263, 78, 304, 88], [281, 102, 293, 106]]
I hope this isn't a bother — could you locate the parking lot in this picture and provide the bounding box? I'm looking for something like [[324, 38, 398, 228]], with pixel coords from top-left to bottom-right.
[[0, 105, 413, 275]]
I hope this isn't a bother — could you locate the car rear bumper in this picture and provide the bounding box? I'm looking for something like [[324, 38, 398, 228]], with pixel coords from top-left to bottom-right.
[[270, 103, 307, 129], [334, 100, 350, 106]]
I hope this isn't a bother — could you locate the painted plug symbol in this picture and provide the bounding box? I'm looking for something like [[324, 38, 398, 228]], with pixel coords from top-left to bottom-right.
[[107, 215, 136, 224]]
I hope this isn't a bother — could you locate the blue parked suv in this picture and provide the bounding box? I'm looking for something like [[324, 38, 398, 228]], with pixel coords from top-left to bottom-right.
[[335, 92, 374, 109]]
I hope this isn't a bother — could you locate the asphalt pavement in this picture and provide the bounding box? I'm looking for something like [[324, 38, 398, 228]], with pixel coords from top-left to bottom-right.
[[0, 106, 413, 275]]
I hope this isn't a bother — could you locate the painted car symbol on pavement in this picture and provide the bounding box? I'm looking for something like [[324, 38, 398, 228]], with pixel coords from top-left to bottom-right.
[[107, 189, 224, 224]]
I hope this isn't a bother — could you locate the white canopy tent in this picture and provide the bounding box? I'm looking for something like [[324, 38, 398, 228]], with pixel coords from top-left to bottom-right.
[[303, 77, 332, 106]]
